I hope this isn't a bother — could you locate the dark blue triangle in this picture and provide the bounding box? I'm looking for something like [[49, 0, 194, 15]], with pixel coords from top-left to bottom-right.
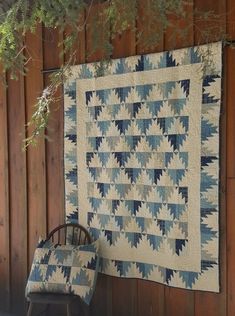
[[165, 268, 175, 284], [175, 239, 187, 255], [87, 256, 97, 270], [85, 91, 93, 105], [166, 52, 176, 67], [114, 152, 131, 167], [125, 168, 142, 183], [88, 167, 97, 180], [201, 156, 218, 168], [202, 93, 219, 104], [179, 116, 189, 132], [133, 102, 142, 117], [95, 137, 104, 150], [104, 230, 112, 245], [115, 216, 123, 229], [179, 79, 190, 97], [203, 74, 220, 87], [115, 86, 132, 102], [86, 152, 94, 166], [146, 169, 163, 184], [125, 200, 142, 215], [178, 187, 188, 203], [115, 119, 131, 135], [112, 200, 120, 213], [87, 212, 95, 225], [97, 183, 111, 198], [165, 152, 174, 167], [66, 168, 77, 185], [65, 134, 77, 144], [135, 55, 145, 71], [167, 134, 187, 151], [201, 260, 217, 271], [66, 210, 78, 223]]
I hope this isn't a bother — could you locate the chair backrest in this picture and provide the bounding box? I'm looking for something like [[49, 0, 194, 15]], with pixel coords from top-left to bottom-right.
[[46, 223, 92, 246]]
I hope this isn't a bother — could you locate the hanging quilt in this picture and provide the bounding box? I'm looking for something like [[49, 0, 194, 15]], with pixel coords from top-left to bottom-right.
[[64, 42, 222, 292]]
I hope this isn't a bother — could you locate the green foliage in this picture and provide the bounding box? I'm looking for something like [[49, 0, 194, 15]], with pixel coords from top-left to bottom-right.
[[0, 0, 227, 147]]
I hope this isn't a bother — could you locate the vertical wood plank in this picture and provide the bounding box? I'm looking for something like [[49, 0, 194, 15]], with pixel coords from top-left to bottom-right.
[[112, 278, 137, 316], [194, 0, 226, 44], [25, 24, 47, 263], [7, 72, 27, 315], [136, 0, 164, 54], [0, 71, 10, 311], [227, 4, 235, 314], [43, 27, 64, 234], [165, 1, 194, 50], [227, 0, 235, 40], [226, 47, 235, 316], [194, 1, 227, 316], [138, 281, 165, 316], [86, 2, 110, 62]]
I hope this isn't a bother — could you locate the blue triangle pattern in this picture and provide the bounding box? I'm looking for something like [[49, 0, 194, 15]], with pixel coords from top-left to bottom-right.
[[136, 84, 154, 101]]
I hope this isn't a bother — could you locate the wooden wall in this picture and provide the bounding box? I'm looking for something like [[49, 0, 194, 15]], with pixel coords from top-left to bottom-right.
[[0, 0, 235, 315]]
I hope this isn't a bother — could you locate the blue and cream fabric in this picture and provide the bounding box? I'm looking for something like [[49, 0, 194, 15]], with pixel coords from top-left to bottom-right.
[[64, 42, 222, 292], [25, 240, 100, 304]]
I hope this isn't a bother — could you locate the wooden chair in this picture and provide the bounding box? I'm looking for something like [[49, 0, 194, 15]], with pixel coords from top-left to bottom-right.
[[26, 223, 92, 316]]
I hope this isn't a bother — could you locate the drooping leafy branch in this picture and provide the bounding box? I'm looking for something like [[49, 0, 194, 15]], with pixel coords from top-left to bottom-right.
[[0, 0, 229, 147]]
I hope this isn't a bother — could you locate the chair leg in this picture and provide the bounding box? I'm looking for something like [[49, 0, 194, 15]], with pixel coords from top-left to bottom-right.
[[67, 303, 72, 316], [27, 302, 33, 316]]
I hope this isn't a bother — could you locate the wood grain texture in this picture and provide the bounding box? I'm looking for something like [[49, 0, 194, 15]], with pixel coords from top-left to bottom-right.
[[0, 1, 233, 315], [43, 27, 65, 234], [25, 24, 47, 264], [7, 72, 27, 315], [0, 71, 10, 311], [165, 1, 194, 50], [138, 281, 165, 316], [226, 47, 235, 316], [194, 0, 226, 44], [136, 0, 164, 54], [194, 1, 227, 316]]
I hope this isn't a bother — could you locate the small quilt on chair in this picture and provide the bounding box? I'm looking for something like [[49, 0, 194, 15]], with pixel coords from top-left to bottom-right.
[[25, 240, 99, 305], [64, 42, 222, 292]]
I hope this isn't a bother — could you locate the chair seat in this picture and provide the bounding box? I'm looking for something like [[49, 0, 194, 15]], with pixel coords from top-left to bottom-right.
[[27, 293, 78, 304]]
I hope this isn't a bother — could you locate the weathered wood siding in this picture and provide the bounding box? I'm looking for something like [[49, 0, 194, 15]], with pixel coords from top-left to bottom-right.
[[0, 0, 234, 315]]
